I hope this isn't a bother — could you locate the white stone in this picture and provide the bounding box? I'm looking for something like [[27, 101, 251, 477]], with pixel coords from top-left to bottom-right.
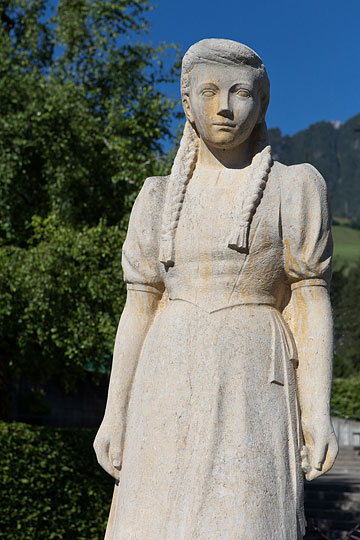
[[94, 38, 338, 540]]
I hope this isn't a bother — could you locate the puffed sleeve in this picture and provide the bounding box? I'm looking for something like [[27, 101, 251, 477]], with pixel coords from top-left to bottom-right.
[[121, 176, 166, 295], [281, 163, 333, 290]]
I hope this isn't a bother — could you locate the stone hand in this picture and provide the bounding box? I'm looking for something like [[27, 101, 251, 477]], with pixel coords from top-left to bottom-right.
[[301, 418, 338, 481], [93, 418, 125, 481]]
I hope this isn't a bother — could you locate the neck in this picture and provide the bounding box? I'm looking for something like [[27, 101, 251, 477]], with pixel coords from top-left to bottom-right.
[[197, 138, 252, 170]]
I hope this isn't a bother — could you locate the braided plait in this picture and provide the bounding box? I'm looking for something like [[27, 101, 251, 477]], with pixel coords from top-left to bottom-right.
[[159, 120, 199, 267], [228, 121, 273, 252]]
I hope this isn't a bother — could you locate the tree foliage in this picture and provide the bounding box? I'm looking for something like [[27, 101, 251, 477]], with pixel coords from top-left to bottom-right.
[[331, 378, 360, 417], [0, 0, 176, 245], [0, 0, 177, 415], [0, 217, 126, 389]]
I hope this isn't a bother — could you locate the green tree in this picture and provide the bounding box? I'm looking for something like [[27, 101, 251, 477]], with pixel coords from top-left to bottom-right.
[[0, 218, 126, 390], [0, 0, 176, 245], [0, 0, 177, 418]]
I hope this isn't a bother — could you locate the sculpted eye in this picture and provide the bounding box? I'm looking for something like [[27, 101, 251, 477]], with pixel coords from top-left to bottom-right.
[[201, 89, 216, 97], [236, 89, 250, 98]]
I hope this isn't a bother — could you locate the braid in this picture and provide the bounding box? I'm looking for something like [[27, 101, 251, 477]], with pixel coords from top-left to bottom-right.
[[159, 120, 199, 268], [228, 122, 273, 252]]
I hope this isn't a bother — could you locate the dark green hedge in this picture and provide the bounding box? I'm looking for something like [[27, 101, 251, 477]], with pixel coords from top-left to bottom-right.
[[0, 422, 113, 539]]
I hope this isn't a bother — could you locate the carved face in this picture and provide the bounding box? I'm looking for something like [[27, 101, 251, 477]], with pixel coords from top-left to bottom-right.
[[183, 63, 263, 150]]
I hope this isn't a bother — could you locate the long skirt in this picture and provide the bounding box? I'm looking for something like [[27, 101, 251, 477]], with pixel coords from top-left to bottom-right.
[[106, 301, 305, 540]]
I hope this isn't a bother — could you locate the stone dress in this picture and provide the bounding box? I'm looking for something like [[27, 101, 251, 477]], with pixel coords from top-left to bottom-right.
[[106, 160, 332, 540]]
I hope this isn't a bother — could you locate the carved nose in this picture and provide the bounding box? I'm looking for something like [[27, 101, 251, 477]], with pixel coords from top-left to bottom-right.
[[217, 92, 233, 119]]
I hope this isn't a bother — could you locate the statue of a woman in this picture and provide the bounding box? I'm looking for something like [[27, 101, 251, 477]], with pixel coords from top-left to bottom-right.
[[94, 39, 338, 540]]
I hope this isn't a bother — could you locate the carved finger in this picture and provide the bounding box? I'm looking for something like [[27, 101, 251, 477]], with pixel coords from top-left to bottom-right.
[[305, 466, 323, 481], [300, 445, 311, 474], [101, 456, 120, 481], [105, 445, 120, 481], [96, 446, 116, 478], [322, 435, 339, 473], [312, 440, 328, 471], [111, 446, 123, 470]]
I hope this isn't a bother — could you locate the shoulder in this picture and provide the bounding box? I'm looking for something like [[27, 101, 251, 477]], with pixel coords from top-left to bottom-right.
[[124, 176, 170, 248], [133, 175, 169, 214], [140, 175, 169, 197], [273, 161, 328, 203]]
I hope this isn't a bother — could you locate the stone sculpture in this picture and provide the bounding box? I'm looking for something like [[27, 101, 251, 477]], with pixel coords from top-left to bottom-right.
[[94, 38, 338, 540]]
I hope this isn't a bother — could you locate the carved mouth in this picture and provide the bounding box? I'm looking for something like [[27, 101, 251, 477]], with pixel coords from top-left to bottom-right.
[[212, 123, 236, 128]]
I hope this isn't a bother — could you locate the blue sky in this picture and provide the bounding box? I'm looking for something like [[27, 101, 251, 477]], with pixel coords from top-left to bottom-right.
[[147, 0, 360, 136]]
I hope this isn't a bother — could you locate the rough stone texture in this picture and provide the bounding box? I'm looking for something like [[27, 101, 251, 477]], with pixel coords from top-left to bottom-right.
[[94, 38, 338, 540]]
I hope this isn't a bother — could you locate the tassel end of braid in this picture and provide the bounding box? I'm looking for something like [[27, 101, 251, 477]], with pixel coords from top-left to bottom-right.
[[159, 242, 175, 271], [161, 259, 175, 271], [228, 224, 249, 253]]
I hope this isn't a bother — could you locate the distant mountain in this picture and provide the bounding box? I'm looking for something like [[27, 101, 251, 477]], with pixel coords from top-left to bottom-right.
[[268, 113, 360, 220]]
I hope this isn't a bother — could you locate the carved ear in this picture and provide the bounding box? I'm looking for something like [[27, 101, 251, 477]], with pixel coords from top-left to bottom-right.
[[182, 95, 195, 124]]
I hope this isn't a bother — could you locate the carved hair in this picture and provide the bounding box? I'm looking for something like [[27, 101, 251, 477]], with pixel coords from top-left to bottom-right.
[[159, 120, 199, 266], [159, 39, 272, 267]]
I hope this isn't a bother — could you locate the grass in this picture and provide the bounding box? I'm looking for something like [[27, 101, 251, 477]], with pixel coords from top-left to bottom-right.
[[332, 224, 360, 269]]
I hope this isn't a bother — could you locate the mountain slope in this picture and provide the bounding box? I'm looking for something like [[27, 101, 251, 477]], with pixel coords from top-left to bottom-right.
[[269, 113, 360, 220]]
